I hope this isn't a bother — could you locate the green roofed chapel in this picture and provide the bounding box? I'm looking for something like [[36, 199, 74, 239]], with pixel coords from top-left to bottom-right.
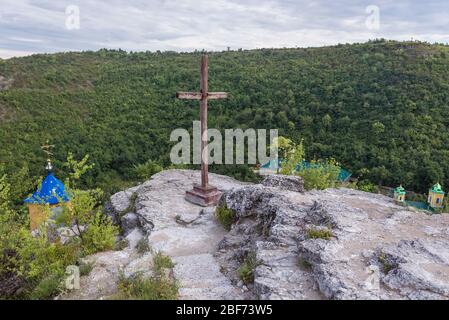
[[428, 183, 445, 209], [394, 185, 406, 202]]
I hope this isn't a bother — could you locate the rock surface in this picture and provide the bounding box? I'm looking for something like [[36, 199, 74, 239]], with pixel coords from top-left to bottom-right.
[[261, 174, 304, 193], [218, 184, 449, 300], [63, 170, 449, 300], [61, 170, 246, 300]]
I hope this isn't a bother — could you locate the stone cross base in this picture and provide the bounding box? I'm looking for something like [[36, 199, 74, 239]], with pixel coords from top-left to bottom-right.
[[185, 184, 222, 207]]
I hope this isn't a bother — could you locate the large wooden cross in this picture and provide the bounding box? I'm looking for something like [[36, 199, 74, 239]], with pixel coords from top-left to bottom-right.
[[176, 55, 228, 206]]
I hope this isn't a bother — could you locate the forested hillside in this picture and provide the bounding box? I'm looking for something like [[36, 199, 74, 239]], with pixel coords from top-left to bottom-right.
[[1, 39, 449, 194]]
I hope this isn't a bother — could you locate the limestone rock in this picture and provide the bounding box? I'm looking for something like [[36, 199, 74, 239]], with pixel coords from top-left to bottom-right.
[[125, 228, 145, 249], [261, 174, 304, 193], [218, 184, 449, 300], [121, 212, 140, 235], [66, 170, 449, 300], [60, 249, 136, 300]]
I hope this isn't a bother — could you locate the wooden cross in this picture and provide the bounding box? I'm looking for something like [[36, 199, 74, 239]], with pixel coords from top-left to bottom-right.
[[41, 140, 55, 171], [176, 55, 228, 206], [41, 140, 55, 157]]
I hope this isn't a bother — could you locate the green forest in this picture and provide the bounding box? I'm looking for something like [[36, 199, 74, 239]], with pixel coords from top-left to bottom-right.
[[1, 39, 449, 197]]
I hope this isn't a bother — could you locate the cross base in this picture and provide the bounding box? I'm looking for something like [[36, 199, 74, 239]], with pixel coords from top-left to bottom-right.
[[185, 184, 222, 207]]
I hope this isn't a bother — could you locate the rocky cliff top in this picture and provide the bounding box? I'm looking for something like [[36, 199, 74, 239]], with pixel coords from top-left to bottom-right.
[[64, 170, 449, 300]]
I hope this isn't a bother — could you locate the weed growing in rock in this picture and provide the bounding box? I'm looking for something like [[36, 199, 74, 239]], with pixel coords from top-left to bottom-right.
[[215, 205, 236, 231], [307, 227, 333, 240], [136, 238, 152, 255], [115, 273, 178, 300], [79, 261, 94, 276], [238, 252, 261, 285], [297, 258, 313, 271], [153, 251, 174, 273], [29, 273, 64, 300], [378, 252, 395, 274]]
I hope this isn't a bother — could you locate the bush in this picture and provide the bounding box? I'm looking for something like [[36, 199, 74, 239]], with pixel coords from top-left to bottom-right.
[[81, 213, 118, 255], [215, 206, 236, 231], [153, 251, 174, 273], [136, 238, 151, 255], [133, 160, 163, 181], [29, 273, 64, 300], [306, 227, 333, 240], [356, 180, 379, 193], [115, 273, 178, 300], [58, 191, 119, 256], [297, 159, 341, 191], [237, 252, 260, 285], [79, 261, 94, 276]]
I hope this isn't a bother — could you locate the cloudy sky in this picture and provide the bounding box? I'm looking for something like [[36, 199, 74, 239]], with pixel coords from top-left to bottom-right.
[[0, 0, 448, 59]]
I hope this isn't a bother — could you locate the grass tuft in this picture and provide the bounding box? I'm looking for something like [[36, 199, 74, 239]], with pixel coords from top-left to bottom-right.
[[306, 227, 333, 240], [215, 205, 236, 231]]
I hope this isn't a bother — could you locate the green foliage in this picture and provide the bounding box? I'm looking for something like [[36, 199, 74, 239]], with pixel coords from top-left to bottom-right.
[[29, 273, 64, 300], [79, 261, 94, 276], [81, 212, 118, 255], [64, 153, 95, 189], [215, 205, 236, 231], [279, 138, 305, 175], [297, 159, 341, 191], [153, 251, 174, 273], [114, 252, 177, 300], [58, 190, 118, 255], [3, 41, 449, 194], [238, 252, 260, 285], [133, 160, 163, 181], [378, 252, 395, 274], [136, 238, 151, 255], [115, 273, 178, 300], [356, 180, 379, 193], [0, 154, 117, 299], [306, 227, 333, 240]]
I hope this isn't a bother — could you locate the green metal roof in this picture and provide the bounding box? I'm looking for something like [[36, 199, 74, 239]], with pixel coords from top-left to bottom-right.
[[429, 183, 445, 194], [394, 185, 406, 195]]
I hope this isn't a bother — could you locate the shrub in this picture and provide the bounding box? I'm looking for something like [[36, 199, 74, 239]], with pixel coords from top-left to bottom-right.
[[115, 273, 178, 300], [81, 212, 118, 255], [153, 251, 174, 273], [79, 261, 94, 276], [238, 252, 260, 285], [14, 229, 80, 282], [296, 159, 341, 191], [215, 205, 236, 231], [306, 227, 333, 240], [378, 252, 395, 274], [29, 273, 64, 300], [136, 238, 151, 255], [58, 191, 119, 256], [133, 160, 163, 181], [356, 180, 379, 193]]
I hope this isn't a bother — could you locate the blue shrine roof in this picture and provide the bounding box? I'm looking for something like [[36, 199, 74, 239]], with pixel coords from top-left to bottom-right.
[[24, 173, 70, 205]]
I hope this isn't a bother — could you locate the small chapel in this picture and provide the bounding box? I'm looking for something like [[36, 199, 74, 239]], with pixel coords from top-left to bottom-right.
[[24, 158, 70, 231], [428, 183, 445, 209]]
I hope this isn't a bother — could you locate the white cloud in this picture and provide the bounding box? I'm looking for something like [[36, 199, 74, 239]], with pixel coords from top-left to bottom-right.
[[0, 0, 448, 59]]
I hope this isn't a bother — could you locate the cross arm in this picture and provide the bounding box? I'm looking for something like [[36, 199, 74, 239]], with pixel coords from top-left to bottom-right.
[[208, 92, 228, 100], [176, 92, 228, 100], [176, 92, 202, 100]]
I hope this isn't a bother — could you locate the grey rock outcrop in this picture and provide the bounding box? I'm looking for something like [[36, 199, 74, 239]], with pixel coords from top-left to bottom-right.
[[63, 170, 449, 300], [261, 174, 304, 193], [218, 184, 449, 300]]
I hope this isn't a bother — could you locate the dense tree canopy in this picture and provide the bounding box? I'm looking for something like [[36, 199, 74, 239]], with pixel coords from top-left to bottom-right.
[[1, 40, 449, 194]]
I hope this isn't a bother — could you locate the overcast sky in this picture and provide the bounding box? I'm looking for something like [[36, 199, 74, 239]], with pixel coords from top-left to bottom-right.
[[1, 0, 448, 59]]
